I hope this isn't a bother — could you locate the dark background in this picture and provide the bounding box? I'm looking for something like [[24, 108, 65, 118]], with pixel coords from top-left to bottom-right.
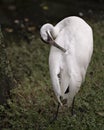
[[0, 0, 104, 30]]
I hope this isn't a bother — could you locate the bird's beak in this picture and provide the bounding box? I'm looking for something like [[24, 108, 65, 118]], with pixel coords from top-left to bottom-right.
[[46, 31, 66, 53]]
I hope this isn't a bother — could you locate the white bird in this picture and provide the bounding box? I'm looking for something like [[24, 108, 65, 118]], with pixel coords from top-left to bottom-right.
[[40, 16, 93, 115]]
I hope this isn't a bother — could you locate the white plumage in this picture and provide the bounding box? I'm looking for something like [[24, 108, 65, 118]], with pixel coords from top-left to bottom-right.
[[40, 16, 93, 107]]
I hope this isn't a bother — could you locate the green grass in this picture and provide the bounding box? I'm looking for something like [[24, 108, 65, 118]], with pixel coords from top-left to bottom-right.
[[0, 21, 104, 130]]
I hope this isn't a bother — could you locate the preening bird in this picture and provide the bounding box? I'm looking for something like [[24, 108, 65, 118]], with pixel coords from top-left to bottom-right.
[[40, 16, 93, 118]]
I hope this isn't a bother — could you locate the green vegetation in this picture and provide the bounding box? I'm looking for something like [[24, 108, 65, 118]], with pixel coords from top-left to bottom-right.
[[0, 21, 104, 130]]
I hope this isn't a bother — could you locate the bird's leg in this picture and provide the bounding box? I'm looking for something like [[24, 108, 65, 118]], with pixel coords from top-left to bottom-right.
[[54, 102, 60, 120], [71, 97, 75, 116], [50, 102, 60, 124]]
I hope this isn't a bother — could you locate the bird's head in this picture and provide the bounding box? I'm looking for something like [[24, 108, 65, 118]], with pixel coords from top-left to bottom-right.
[[40, 23, 55, 44], [40, 23, 67, 53]]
